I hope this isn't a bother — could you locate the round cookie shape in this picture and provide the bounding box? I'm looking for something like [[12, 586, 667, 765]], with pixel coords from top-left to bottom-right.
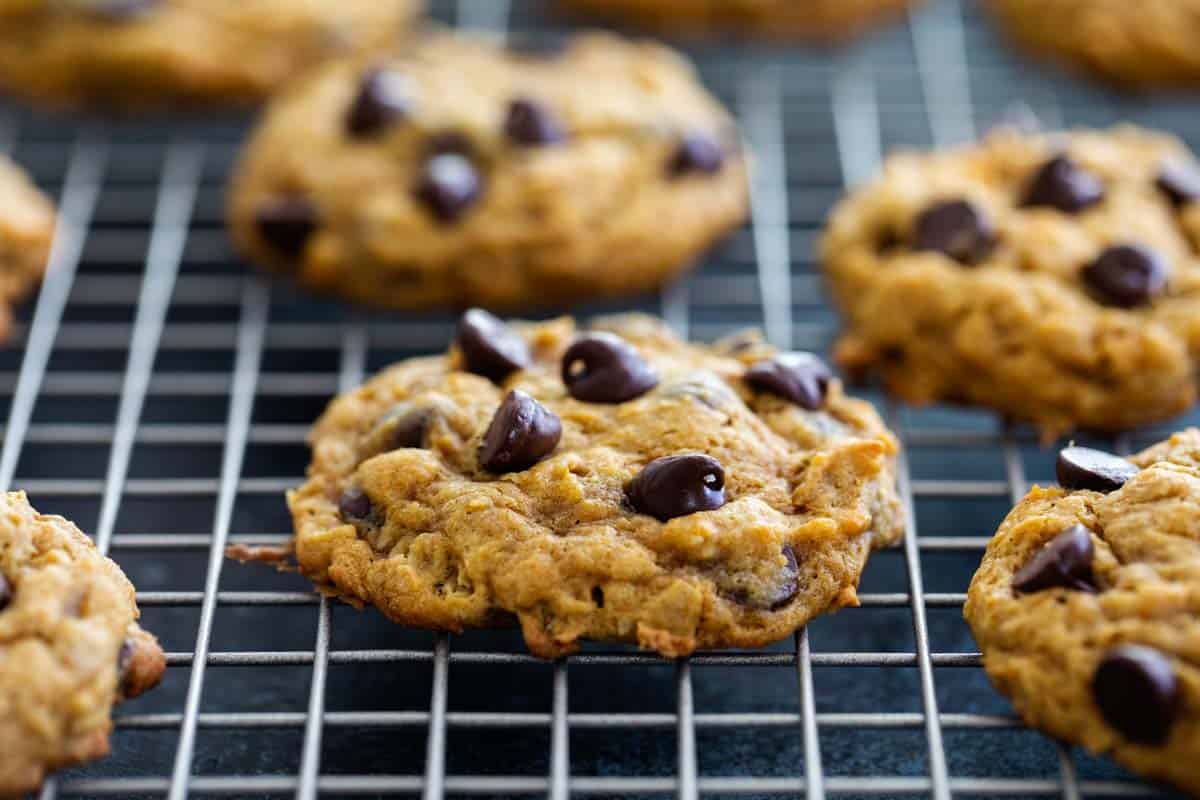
[[987, 0, 1200, 89], [560, 0, 923, 42], [822, 126, 1200, 438], [0, 491, 164, 796], [0, 156, 55, 343], [228, 32, 749, 312], [0, 0, 422, 109], [282, 312, 904, 658], [964, 431, 1200, 794]]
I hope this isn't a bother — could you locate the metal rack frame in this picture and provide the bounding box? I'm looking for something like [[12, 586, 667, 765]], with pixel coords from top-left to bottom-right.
[[0, 0, 1181, 796]]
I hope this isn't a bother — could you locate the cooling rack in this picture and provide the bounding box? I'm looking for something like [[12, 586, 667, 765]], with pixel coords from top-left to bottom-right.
[[0, 0, 1192, 796]]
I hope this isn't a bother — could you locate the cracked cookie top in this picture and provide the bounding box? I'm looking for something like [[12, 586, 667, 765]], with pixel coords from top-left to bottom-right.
[[965, 431, 1200, 794], [0, 491, 164, 796], [823, 126, 1200, 437], [285, 312, 903, 658], [228, 31, 748, 311], [0, 156, 54, 343]]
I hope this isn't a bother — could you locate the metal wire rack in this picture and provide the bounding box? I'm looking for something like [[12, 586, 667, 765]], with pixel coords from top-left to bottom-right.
[[0, 0, 1193, 796]]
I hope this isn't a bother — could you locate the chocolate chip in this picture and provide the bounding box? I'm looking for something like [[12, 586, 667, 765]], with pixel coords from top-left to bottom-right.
[[456, 308, 531, 382], [255, 198, 317, 259], [504, 98, 567, 146], [1081, 244, 1167, 308], [561, 333, 658, 403], [745, 352, 833, 410], [668, 132, 724, 177], [416, 153, 481, 223], [338, 487, 372, 520], [116, 637, 135, 693], [478, 390, 563, 473], [1056, 446, 1139, 493], [1157, 160, 1200, 206], [361, 403, 432, 458], [912, 199, 996, 264], [425, 131, 474, 158], [1093, 645, 1179, 745], [1022, 155, 1104, 213], [0, 574, 10, 612], [346, 68, 410, 137], [1012, 524, 1097, 594], [761, 546, 801, 610], [626, 454, 726, 522]]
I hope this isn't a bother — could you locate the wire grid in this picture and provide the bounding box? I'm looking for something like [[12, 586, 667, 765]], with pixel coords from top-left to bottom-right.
[[0, 0, 1193, 796]]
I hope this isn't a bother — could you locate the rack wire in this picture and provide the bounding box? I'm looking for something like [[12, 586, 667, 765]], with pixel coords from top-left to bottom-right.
[[0, 0, 1191, 796]]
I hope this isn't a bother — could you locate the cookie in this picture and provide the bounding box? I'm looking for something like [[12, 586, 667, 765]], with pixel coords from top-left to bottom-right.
[[227, 32, 748, 311], [965, 432, 1200, 794], [0, 156, 54, 342], [560, 0, 921, 41], [987, 0, 1200, 88], [822, 125, 1200, 438], [0, 0, 422, 109], [279, 311, 903, 658], [0, 491, 164, 796]]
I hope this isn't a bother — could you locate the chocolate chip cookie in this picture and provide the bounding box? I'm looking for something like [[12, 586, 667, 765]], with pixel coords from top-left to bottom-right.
[[0, 491, 164, 796], [0, 0, 421, 109], [822, 125, 1200, 438], [987, 0, 1200, 88], [561, 0, 921, 41], [227, 32, 748, 311], [0, 156, 54, 342], [965, 433, 1200, 794], [280, 311, 903, 658]]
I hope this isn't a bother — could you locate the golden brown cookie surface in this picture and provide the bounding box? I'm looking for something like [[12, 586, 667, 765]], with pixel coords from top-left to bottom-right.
[[0, 491, 164, 797], [822, 126, 1200, 438], [0, 157, 54, 343], [228, 32, 748, 311], [283, 312, 903, 659], [965, 432, 1200, 795], [0, 0, 421, 109]]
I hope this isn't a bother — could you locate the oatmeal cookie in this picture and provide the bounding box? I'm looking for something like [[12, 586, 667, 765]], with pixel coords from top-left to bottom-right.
[[0, 156, 54, 343], [965, 433, 1200, 794], [822, 126, 1200, 438], [280, 311, 903, 658], [227, 31, 748, 311]]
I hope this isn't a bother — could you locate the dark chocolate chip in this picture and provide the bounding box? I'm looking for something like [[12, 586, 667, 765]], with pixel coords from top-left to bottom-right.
[[668, 132, 724, 177], [478, 390, 563, 473], [1093, 645, 1179, 745], [338, 487, 372, 520], [766, 546, 800, 610], [561, 333, 658, 403], [1022, 155, 1104, 213], [255, 198, 317, 259], [116, 637, 135, 693], [912, 199, 996, 264], [745, 352, 833, 410], [1056, 446, 1139, 493], [626, 454, 726, 522], [456, 308, 531, 382], [504, 98, 567, 146], [416, 153, 481, 223], [1012, 524, 1097, 593], [0, 574, 10, 612], [1156, 160, 1200, 206], [1081, 244, 1167, 308], [346, 68, 410, 137], [361, 404, 432, 458]]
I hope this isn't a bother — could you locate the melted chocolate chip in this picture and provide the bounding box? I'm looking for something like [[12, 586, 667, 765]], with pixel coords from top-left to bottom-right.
[[1012, 524, 1097, 593], [1156, 160, 1200, 206], [456, 308, 531, 382], [626, 454, 726, 522], [255, 198, 317, 259], [0, 574, 10, 612], [912, 199, 996, 264], [346, 68, 410, 137], [1093, 645, 1179, 745], [668, 132, 724, 177], [478, 390, 563, 473], [338, 487, 372, 520], [1022, 155, 1104, 213], [1081, 244, 1167, 308], [362, 404, 432, 458], [745, 352, 833, 410], [561, 333, 658, 403], [504, 98, 567, 146], [765, 546, 800, 610], [1056, 446, 1139, 493], [416, 153, 481, 223]]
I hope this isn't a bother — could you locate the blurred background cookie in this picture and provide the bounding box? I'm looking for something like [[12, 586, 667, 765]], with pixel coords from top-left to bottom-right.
[[0, 155, 54, 342]]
